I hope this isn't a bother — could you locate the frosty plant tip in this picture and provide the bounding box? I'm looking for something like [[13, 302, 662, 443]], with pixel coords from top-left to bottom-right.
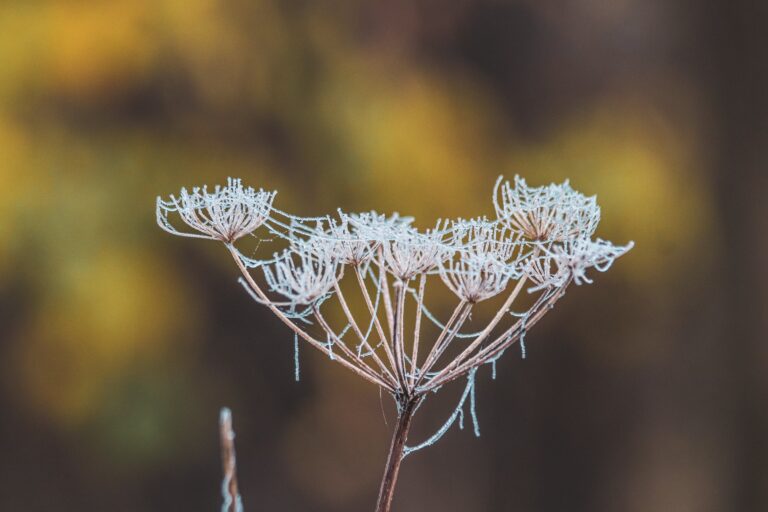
[[157, 175, 633, 512]]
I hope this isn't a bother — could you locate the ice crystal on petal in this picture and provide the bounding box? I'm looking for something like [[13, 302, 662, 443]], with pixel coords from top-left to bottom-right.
[[157, 178, 276, 242]]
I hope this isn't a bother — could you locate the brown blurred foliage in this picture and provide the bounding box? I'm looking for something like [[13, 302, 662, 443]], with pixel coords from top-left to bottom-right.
[[0, 1, 766, 511]]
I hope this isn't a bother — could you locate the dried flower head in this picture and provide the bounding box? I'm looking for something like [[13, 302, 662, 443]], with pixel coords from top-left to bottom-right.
[[157, 178, 276, 242], [344, 211, 415, 240], [439, 220, 521, 302], [494, 175, 600, 241], [158, 174, 633, 512], [381, 229, 449, 281], [318, 218, 378, 266], [439, 252, 513, 303], [553, 237, 635, 285], [523, 253, 570, 292], [262, 243, 339, 305]]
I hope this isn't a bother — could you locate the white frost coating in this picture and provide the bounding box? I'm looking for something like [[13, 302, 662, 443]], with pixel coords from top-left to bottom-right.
[[494, 175, 600, 242], [440, 253, 512, 303], [157, 178, 275, 242], [343, 211, 416, 241], [323, 218, 379, 265], [262, 243, 339, 305], [524, 252, 570, 292], [438, 219, 525, 302], [554, 238, 635, 285], [326, 331, 334, 360], [381, 229, 450, 280]]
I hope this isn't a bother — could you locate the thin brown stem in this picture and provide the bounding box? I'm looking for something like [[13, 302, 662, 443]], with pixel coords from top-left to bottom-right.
[[426, 277, 527, 387], [377, 249, 396, 337], [228, 245, 389, 389], [355, 266, 400, 381], [392, 280, 409, 390], [333, 281, 397, 387], [449, 287, 559, 376], [375, 397, 421, 512], [409, 274, 427, 389], [313, 307, 394, 391], [417, 304, 473, 381], [413, 300, 467, 388], [219, 408, 242, 512], [430, 283, 569, 388]]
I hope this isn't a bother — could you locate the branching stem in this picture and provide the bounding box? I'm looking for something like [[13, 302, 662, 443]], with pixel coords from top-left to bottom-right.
[[375, 396, 421, 512]]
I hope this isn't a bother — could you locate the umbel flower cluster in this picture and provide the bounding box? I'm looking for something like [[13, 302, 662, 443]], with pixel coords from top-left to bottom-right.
[[157, 176, 632, 512]]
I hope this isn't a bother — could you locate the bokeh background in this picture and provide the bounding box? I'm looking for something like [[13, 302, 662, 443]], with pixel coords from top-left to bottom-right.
[[1, 1, 766, 511]]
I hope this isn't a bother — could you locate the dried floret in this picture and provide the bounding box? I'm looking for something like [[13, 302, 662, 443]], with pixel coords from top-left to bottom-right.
[[494, 175, 600, 241], [157, 178, 275, 242]]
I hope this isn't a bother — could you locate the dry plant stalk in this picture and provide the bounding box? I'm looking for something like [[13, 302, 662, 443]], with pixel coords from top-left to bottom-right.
[[158, 176, 633, 512], [219, 408, 243, 512]]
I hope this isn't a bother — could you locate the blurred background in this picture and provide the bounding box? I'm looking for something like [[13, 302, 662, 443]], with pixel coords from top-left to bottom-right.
[[0, 0, 766, 511]]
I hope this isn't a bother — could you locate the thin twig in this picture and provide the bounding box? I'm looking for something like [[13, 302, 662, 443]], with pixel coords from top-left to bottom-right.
[[333, 280, 397, 387], [229, 245, 390, 389], [377, 249, 396, 338], [220, 408, 243, 512], [416, 304, 473, 381], [355, 266, 400, 382], [313, 306, 395, 391], [426, 277, 527, 387], [409, 273, 427, 390], [392, 280, 409, 390], [430, 283, 568, 388], [413, 299, 467, 388]]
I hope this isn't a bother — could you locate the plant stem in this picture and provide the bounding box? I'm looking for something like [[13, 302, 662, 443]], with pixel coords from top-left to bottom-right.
[[375, 396, 420, 512]]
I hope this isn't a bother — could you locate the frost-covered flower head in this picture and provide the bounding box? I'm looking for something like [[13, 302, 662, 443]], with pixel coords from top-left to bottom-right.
[[440, 220, 522, 302], [344, 211, 415, 241], [157, 178, 276, 242], [440, 252, 512, 303], [447, 219, 521, 263], [552, 237, 634, 285], [317, 218, 379, 266], [381, 229, 450, 281], [523, 253, 570, 292], [262, 241, 339, 305], [159, 175, 633, 512], [494, 175, 600, 242]]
